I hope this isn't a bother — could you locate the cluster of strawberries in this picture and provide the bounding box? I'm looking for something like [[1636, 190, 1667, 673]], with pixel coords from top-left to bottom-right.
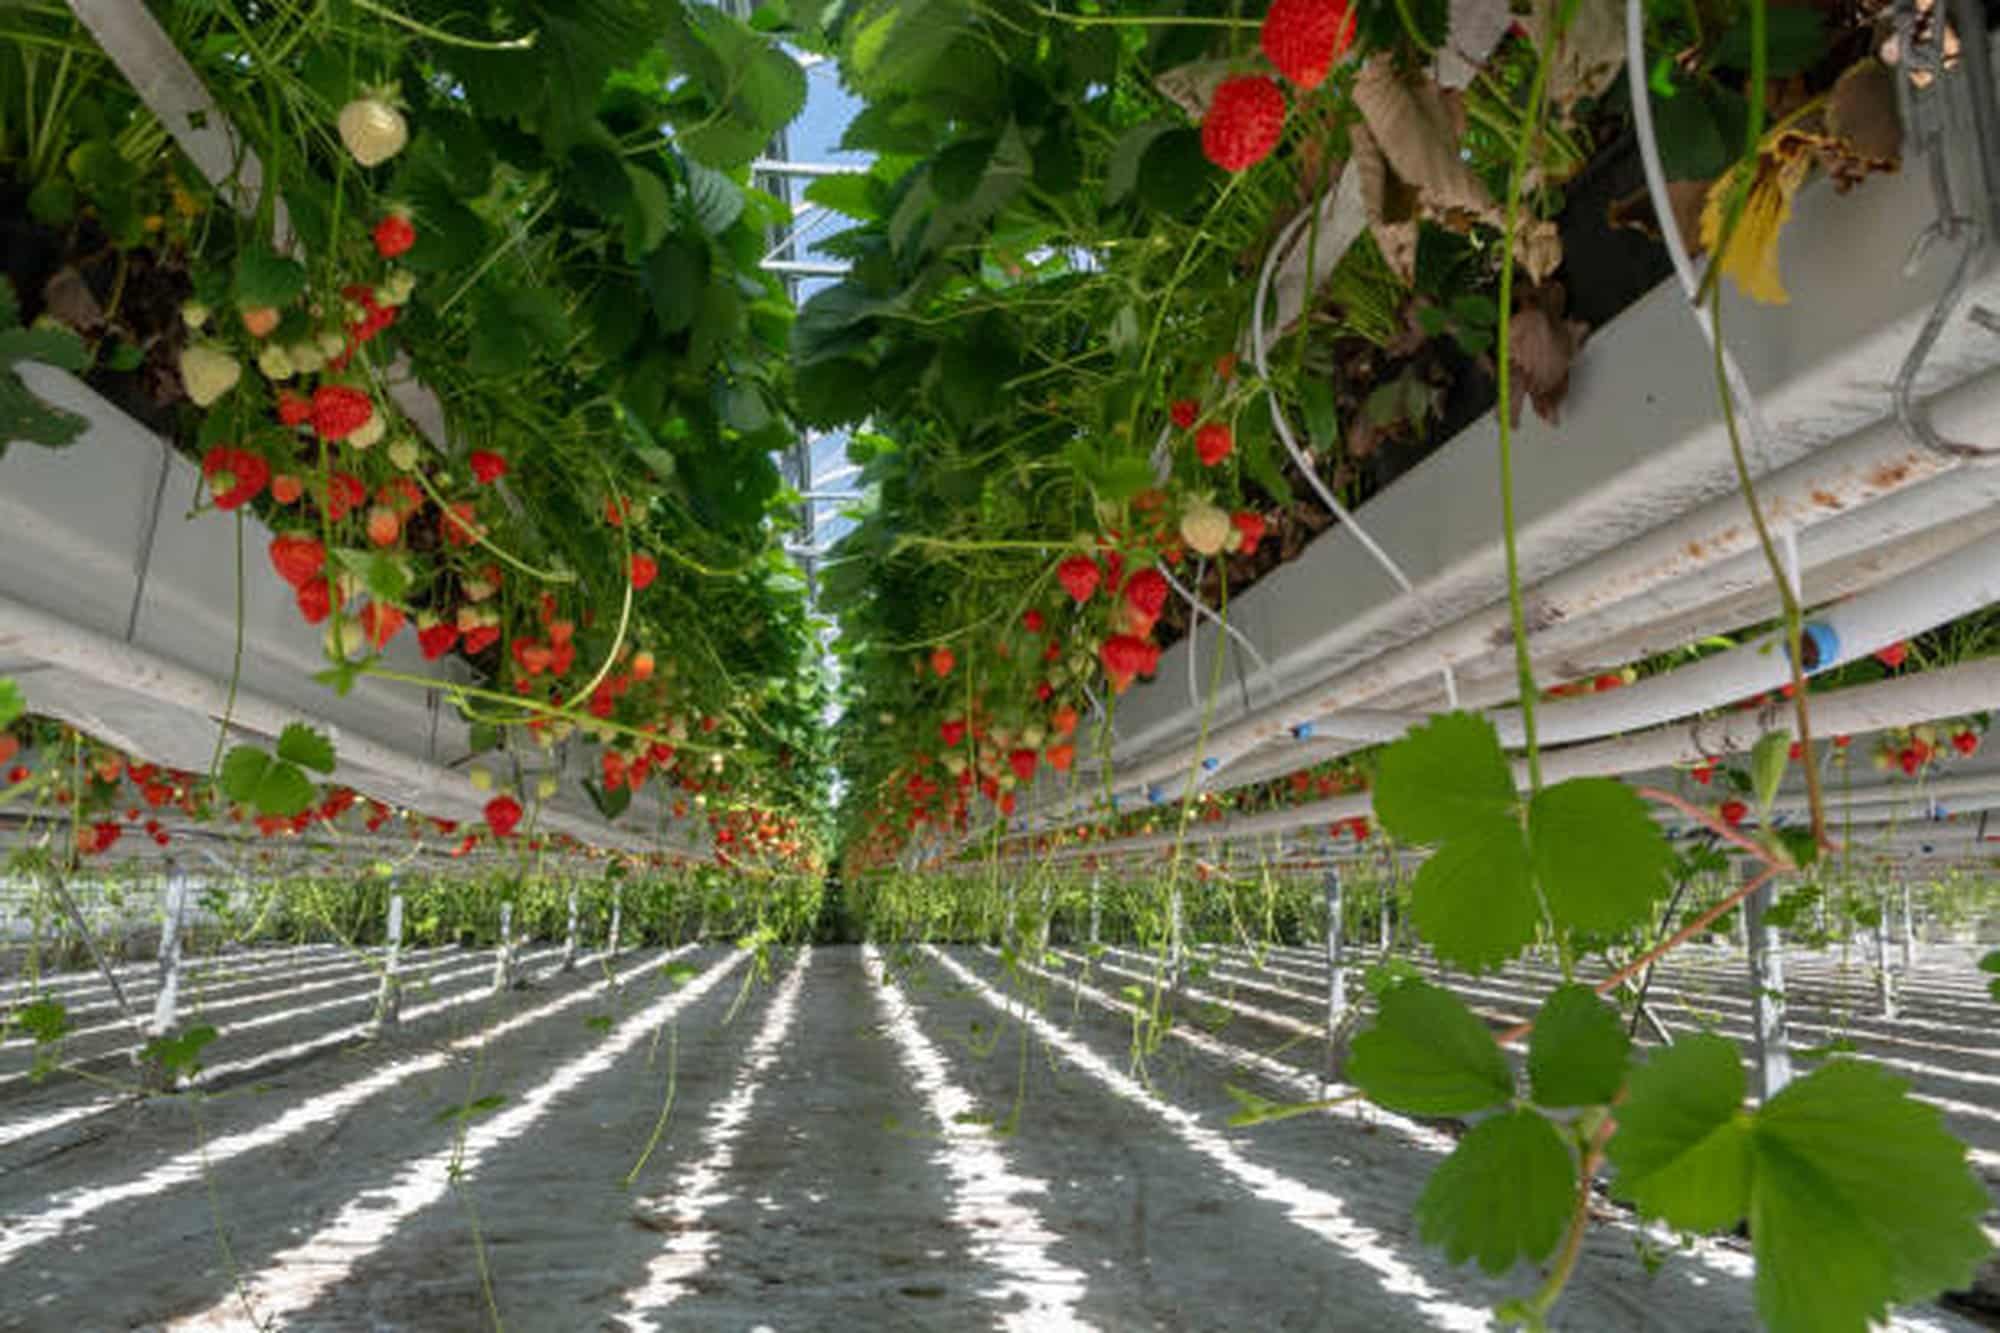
[[1200, 0, 1357, 172]]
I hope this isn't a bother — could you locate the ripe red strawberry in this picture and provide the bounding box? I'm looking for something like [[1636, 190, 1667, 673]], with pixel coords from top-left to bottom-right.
[[420, 620, 458, 656], [1047, 742, 1076, 773], [1056, 554, 1101, 603], [462, 623, 500, 655], [469, 450, 508, 484], [379, 477, 423, 517], [930, 646, 956, 678], [1594, 673, 1625, 692], [0, 735, 15, 767], [1899, 746, 1922, 776], [1201, 76, 1286, 173], [1875, 641, 1909, 670], [269, 534, 326, 588], [358, 601, 406, 649], [1690, 763, 1714, 786], [373, 211, 417, 258], [325, 471, 367, 521], [1261, 0, 1356, 91], [443, 500, 482, 547], [1008, 748, 1039, 782], [1022, 608, 1046, 634], [1953, 730, 1980, 756], [271, 473, 305, 505], [1833, 734, 1852, 748], [1100, 633, 1159, 692], [1195, 422, 1234, 467], [1035, 680, 1054, 702], [7, 765, 29, 785], [1719, 799, 1748, 828], [1170, 398, 1199, 429], [1232, 511, 1266, 555], [484, 794, 523, 837], [202, 446, 270, 509], [295, 578, 333, 624], [1051, 704, 1079, 737], [276, 391, 312, 427], [630, 553, 658, 590], [311, 385, 374, 441], [940, 718, 968, 747], [1124, 567, 1169, 623], [365, 505, 401, 548]]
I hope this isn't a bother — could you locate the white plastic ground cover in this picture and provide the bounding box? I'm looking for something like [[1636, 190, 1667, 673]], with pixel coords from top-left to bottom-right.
[[0, 946, 655, 1272], [0, 367, 702, 859], [165, 946, 744, 1328], [923, 946, 1496, 1332], [0, 945, 564, 1150]]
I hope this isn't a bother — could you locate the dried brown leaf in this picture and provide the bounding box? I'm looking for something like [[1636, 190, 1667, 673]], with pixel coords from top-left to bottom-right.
[[42, 268, 104, 335], [1154, 60, 1233, 121], [1508, 285, 1588, 426], [1826, 58, 1903, 170], [1527, 0, 1627, 114], [1517, 220, 1564, 284], [1352, 57, 1500, 226], [1349, 123, 1422, 284], [1437, 0, 1514, 90]]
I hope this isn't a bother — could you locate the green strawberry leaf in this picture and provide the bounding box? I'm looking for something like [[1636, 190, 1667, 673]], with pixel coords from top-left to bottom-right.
[[1749, 1060, 1991, 1333], [1406, 824, 1539, 971], [1372, 711, 1518, 845], [219, 746, 315, 817], [1606, 1034, 1752, 1232], [1528, 777, 1675, 936], [1416, 1108, 1575, 1274], [1527, 984, 1629, 1108], [276, 723, 335, 775], [14, 998, 68, 1044], [0, 677, 22, 729], [1347, 979, 1513, 1116]]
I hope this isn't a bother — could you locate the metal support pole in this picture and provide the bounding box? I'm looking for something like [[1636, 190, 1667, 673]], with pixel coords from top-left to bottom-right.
[[561, 890, 579, 973], [1745, 868, 1793, 1101], [371, 893, 404, 1034], [43, 869, 141, 1034], [491, 901, 517, 993], [1874, 889, 1897, 1019], [1323, 868, 1347, 1081], [1088, 875, 1101, 947], [150, 865, 188, 1038]]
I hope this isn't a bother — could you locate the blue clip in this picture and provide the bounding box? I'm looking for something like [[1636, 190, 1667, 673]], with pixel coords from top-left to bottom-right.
[[1201, 756, 1219, 772], [1795, 622, 1840, 673], [1147, 784, 1166, 804], [1292, 722, 1315, 740]]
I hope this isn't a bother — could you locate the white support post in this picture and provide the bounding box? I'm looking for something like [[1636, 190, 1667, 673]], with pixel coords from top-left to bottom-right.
[[371, 893, 404, 1034], [1167, 883, 1186, 988], [1377, 876, 1391, 956], [1745, 868, 1793, 1101], [1899, 882, 1917, 974], [1088, 875, 1101, 947], [491, 901, 517, 993], [561, 890, 579, 973], [1034, 881, 1051, 958], [608, 885, 623, 960], [1874, 888, 1897, 1019], [149, 866, 188, 1038], [1323, 868, 1347, 1081]]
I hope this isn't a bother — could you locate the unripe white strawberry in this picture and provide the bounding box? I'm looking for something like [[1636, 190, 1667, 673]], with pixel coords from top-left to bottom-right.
[[1180, 497, 1231, 556], [338, 91, 408, 167], [256, 344, 295, 381], [348, 411, 386, 449], [178, 345, 241, 407]]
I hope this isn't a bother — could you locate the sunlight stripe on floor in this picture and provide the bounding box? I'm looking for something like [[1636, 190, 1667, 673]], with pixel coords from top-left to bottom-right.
[[611, 947, 813, 1328]]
